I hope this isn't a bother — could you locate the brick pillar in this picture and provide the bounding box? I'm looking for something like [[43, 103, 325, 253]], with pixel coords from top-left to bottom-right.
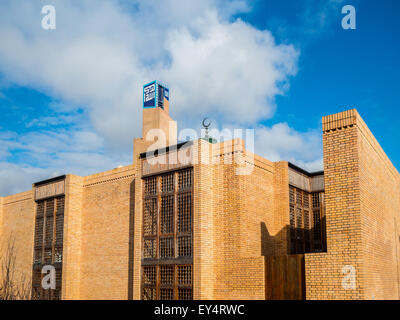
[[305, 110, 364, 299], [133, 157, 144, 300], [193, 139, 215, 299], [62, 174, 84, 300]]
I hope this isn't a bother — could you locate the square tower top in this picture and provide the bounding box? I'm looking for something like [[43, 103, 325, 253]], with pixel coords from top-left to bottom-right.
[[143, 80, 170, 114]]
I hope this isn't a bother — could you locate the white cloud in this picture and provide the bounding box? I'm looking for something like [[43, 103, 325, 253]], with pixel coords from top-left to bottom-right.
[[254, 123, 323, 172], [0, 127, 131, 196], [0, 0, 323, 196]]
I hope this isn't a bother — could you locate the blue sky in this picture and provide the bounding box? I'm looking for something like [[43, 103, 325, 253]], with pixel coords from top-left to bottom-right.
[[0, 0, 399, 196]]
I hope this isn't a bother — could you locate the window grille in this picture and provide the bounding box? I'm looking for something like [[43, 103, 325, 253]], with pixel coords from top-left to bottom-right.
[[160, 265, 174, 285], [143, 266, 157, 285], [53, 268, 62, 300], [178, 193, 192, 233], [34, 249, 42, 264], [177, 236, 192, 257], [312, 192, 326, 252], [44, 248, 52, 264], [31, 270, 42, 300], [145, 177, 157, 196], [45, 216, 54, 248], [32, 196, 65, 300], [37, 202, 44, 218], [143, 198, 157, 236], [143, 287, 156, 300], [160, 195, 174, 234], [56, 197, 64, 215], [178, 288, 192, 300], [55, 214, 64, 246], [34, 218, 44, 248], [143, 239, 156, 259], [159, 237, 174, 258], [142, 168, 193, 300], [178, 169, 192, 191], [296, 189, 302, 206], [312, 193, 320, 208], [289, 186, 326, 254], [177, 265, 192, 285], [45, 200, 54, 217], [161, 174, 174, 193], [54, 247, 63, 263], [160, 288, 174, 300]]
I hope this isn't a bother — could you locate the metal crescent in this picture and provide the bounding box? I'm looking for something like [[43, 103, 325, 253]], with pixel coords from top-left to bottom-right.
[[202, 117, 211, 128]]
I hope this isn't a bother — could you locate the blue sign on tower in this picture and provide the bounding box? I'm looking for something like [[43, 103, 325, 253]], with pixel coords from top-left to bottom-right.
[[143, 81, 169, 109]]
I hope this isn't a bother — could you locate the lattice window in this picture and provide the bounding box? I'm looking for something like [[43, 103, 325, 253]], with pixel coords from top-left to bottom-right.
[[34, 217, 44, 248], [296, 189, 302, 205], [143, 266, 157, 285], [159, 237, 174, 258], [160, 265, 174, 285], [141, 168, 193, 300], [45, 199, 54, 216], [55, 214, 64, 246], [312, 192, 326, 252], [37, 202, 44, 218], [161, 174, 174, 193], [143, 239, 156, 259], [313, 210, 322, 241], [312, 193, 320, 208], [45, 216, 54, 248], [52, 268, 62, 300], [178, 169, 192, 190], [32, 196, 65, 300], [289, 187, 295, 203], [160, 195, 174, 234], [303, 193, 310, 210], [31, 270, 42, 300], [44, 248, 52, 264], [178, 193, 192, 233], [34, 249, 42, 264], [160, 288, 174, 300], [290, 185, 326, 254], [177, 236, 192, 257], [54, 247, 63, 263], [145, 177, 157, 196], [296, 207, 303, 229], [304, 209, 310, 229], [52, 289, 61, 301], [177, 265, 192, 286], [142, 287, 156, 300], [56, 197, 64, 215], [143, 198, 157, 236], [178, 288, 192, 300]]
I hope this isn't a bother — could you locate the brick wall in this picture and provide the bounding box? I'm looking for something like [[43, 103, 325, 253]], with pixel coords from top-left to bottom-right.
[[193, 139, 286, 300], [305, 109, 400, 300], [0, 191, 35, 291], [193, 139, 216, 299], [357, 113, 400, 299], [80, 166, 135, 300]]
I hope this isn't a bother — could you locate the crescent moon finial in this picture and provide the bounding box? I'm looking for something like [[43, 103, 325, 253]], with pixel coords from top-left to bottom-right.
[[202, 117, 211, 128]]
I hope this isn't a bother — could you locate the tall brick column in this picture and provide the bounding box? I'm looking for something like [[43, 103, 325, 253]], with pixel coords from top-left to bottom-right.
[[62, 174, 84, 300], [305, 109, 400, 300], [305, 110, 364, 299]]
